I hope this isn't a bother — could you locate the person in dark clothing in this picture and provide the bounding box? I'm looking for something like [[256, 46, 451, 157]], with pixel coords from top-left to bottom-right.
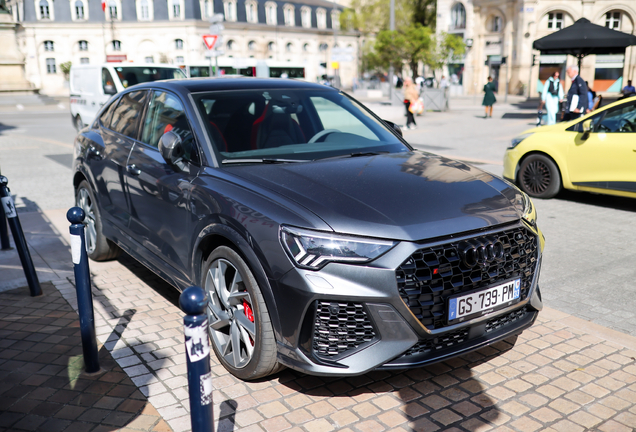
[[564, 65, 588, 121], [482, 76, 497, 118]]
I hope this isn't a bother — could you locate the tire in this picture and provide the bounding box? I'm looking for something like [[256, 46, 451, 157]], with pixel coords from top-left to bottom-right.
[[202, 246, 280, 380], [75, 180, 121, 261], [518, 154, 561, 199], [74, 115, 83, 131]]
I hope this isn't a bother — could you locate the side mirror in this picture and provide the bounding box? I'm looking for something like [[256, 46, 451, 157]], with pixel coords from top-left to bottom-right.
[[159, 131, 185, 168], [103, 84, 117, 95], [581, 119, 592, 140], [383, 120, 403, 137]]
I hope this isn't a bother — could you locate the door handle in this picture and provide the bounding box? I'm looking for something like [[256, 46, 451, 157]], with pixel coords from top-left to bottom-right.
[[127, 164, 141, 176]]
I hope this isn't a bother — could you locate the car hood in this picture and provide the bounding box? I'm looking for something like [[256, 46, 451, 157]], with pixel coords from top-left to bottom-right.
[[227, 152, 524, 241]]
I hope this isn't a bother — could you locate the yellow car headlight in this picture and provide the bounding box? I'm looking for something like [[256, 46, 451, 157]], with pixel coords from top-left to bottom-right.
[[509, 133, 534, 149]]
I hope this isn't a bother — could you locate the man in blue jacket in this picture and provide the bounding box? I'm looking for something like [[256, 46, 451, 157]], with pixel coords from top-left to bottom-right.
[[564, 65, 588, 121]]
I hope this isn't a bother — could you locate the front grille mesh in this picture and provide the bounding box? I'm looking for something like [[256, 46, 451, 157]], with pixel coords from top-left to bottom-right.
[[396, 226, 538, 330], [313, 301, 376, 358], [403, 328, 469, 357], [486, 307, 528, 333]]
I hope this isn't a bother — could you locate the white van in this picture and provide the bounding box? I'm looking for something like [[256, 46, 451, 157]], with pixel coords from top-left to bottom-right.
[[69, 63, 186, 130]]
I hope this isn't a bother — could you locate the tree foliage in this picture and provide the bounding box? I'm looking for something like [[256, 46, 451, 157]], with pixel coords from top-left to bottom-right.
[[423, 33, 466, 76]]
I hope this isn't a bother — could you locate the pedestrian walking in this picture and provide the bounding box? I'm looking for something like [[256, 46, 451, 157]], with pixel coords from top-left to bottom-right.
[[482, 76, 497, 118], [621, 79, 635, 96], [539, 71, 564, 125], [564, 65, 588, 121], [403, 78, 419, 129]]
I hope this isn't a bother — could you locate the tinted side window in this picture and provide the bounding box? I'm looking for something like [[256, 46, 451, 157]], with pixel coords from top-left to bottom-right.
[[140, 91, 198, 162], [99, 97, 119, 127], [102, 68, 116, 94], [110, 91, 146, 139], [596, 102, 636, 133]]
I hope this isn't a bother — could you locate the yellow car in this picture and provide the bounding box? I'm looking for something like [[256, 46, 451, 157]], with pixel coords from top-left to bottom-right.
[[504, 95, 636, 199]]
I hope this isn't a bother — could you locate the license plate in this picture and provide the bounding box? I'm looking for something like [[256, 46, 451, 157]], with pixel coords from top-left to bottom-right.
[[448, 279, 521, 322]]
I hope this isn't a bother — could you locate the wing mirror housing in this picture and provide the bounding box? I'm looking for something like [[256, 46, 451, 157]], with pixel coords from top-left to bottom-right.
[[103, 84, 117, 95], [581, 119, 592, 140], [383, 120, 403, 137], [159, 131, 186, 170]]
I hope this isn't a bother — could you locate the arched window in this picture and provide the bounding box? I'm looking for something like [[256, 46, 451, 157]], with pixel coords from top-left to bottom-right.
[[301, 6, 311, 28], [226, 40, 236, 51], [108, 0, 118, 19], [140, 0, 150, 19], [44, 40, 54, 51], [245, 0, 257, 23], [267, 41, 275, 52], [319, 42, 328, 52], [223, 0, 236, 21], [331, 10, 340, 30], [248, 40, 256, 51], [451, 3, 466, 29], [112, 40, 122, 51], [74, 0, 84, 19], [303, 43, 309, 52], [283, 4, 294, 26], [606, 11, 622, 30], [78, 40, 88, 51], [547, 12, 563, 29], [286, 42, 293, 52], [316, 8, 326, 29], [175, 39, 183, 50], [39, 0, 50, 19], [171, 0, 181, 18], [490, 15, 502, 32], [265, 2, 277, 25]]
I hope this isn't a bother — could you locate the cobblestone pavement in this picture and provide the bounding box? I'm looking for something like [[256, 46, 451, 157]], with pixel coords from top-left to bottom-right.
[[0, 283, 171, 432], [48, 252, 636, 432]]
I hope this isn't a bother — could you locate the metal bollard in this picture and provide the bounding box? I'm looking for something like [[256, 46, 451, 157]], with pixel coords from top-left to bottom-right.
[[0, 176, 41, 296], [0, 198, 12, 250], [180, 286, 214, 432], [67, 206, 100, 373]]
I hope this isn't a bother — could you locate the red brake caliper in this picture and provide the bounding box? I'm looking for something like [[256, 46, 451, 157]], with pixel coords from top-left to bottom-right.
[[243, 300, 255, 346]]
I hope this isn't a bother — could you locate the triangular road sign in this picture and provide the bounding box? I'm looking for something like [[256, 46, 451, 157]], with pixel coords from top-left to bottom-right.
[[202, 34, 218, 50]]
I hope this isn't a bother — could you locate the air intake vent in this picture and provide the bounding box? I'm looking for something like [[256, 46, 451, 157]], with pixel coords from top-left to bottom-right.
[[313, 301, 376, 358]]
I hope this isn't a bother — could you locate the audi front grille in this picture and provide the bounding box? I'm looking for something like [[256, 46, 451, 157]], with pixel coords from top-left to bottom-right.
[[396, 226, 538, 330]]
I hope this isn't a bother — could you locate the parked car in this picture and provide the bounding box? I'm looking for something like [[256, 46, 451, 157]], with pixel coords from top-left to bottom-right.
[[69, 63, 185, 131], [504, 95, 636, 199], [73, 78, 544, 380]]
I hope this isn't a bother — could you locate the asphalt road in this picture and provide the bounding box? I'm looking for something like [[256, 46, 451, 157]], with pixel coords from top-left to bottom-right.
[[1, 100, 635, 337]]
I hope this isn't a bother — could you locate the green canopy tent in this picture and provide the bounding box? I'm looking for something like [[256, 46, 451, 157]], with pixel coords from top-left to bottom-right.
[[533, 18, 636, 70]]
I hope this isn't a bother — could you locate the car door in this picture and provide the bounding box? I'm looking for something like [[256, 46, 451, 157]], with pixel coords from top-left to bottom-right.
[[125, 89, 201, 280], [568, 100, 636, 192], [96, 90, 148, 231]]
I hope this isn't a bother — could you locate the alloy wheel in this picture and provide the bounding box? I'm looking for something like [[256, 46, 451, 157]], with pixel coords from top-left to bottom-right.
[[522, 160, 551, 195], [76, 188, 97, 254], [205, 258, 256, 369]]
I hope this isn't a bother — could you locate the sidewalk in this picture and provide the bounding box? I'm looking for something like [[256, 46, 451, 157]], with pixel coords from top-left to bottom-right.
[[1, 209, 636, 432]]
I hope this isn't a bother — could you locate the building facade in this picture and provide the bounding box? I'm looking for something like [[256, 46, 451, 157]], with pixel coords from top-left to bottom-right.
[[6, 0, 359, 95], [436, 0, 636, 96]]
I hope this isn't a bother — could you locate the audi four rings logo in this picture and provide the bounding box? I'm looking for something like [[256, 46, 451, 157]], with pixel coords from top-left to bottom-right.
[[459, 238, 505, 267]]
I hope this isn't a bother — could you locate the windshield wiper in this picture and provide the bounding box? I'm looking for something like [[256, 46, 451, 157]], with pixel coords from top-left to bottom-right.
[[222, 158, 309, 165], [315, 151, 389, 161]]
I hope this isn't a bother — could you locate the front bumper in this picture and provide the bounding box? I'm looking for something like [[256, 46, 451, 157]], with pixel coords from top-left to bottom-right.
[[503, 148, 522, 182], [272, 221, 544, 376]]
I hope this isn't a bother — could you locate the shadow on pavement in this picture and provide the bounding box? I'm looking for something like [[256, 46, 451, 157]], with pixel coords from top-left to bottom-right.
[[554, 189, 636, 213], [0, 122, 17, 136]]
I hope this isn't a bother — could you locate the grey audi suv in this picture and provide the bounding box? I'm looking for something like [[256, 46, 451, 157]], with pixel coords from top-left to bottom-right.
[[72, 78, 544, 380]]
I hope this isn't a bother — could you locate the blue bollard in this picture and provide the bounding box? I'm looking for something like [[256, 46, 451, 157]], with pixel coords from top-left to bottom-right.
[[180, 286, 214, 432], [0, 176, 41, 296], [67, 206, 100, 373]]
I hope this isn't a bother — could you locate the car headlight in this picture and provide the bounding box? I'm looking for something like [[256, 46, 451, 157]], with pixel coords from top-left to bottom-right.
[[280, 226, 397, 270], [520, 192, 537, 226], [509, 133, 533, 149]]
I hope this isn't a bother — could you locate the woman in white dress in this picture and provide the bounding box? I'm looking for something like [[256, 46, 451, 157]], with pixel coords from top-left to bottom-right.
[[540, 71, 564, 125]]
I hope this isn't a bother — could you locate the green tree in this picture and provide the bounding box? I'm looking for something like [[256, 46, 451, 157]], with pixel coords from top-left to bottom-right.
[[367, 23, 432, 80], [411, 0, 436, 29], [341, 0, 413, 34], [402, 23, 433, 80], [424, 32, 465, 78], [59, 61, 72, 79]]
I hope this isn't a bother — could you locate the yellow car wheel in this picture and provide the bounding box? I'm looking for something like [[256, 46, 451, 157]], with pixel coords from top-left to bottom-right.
[[518, 154, 561, 199]]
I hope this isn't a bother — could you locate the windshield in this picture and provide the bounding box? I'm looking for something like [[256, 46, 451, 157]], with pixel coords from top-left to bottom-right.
[[193, 89, 408, 163], [115, 66, 186, 88]]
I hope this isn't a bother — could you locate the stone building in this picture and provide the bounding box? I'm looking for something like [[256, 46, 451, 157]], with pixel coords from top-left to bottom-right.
[[5, 0, 359, 95], [436, 0, 636, 96]]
